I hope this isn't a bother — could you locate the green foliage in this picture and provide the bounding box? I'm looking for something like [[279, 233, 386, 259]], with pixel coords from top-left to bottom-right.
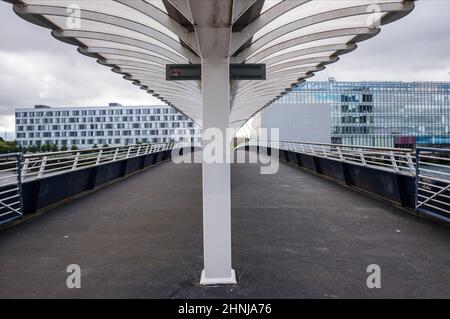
[[0, 140, 20, 154], [50, 144, 59, 152], [60, 144, 68, 152], [102, 144, 109, 148], [27, 145, 38, 153], [40, 144, 50, 153], [71, 145, 78, 151]]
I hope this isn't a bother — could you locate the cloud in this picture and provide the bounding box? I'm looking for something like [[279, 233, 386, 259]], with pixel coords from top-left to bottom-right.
[[0, 1, 161, 129], [315, 0, 450, 81]]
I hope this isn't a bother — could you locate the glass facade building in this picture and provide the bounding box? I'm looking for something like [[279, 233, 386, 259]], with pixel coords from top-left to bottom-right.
[[277, 81, 450, 148]]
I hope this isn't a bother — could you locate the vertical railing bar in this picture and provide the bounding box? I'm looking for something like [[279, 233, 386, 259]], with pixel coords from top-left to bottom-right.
[[21, 157, 30, 181], [96, 150, 103, 165], [337, 147, 344, 161], [38, 156, 47, 178], [389, 151, 399, 172], [72, 152, 80, 170], [113, 148, 119, 161], [406, 153, 415, 174], [16, 153, 23, 217], [321, 145, 327, 158], [415, 150, 421, 210], [359, 149, 367, 166]]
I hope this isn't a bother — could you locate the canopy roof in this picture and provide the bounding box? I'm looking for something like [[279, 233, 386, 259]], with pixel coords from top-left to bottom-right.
[[5, 0, 415, 128]]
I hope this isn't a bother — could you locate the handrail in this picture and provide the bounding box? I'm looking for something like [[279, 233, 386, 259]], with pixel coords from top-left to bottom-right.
[[240, 140, 417, 176], [11, 141, 193, 182], [278, 140, 413, 153], [22, 142, 166, 159]]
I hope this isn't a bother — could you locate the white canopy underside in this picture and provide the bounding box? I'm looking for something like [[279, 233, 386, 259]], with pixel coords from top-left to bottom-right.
[[5, 0, 415, 128]]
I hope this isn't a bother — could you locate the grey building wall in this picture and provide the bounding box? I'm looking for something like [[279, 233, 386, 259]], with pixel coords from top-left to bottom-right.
[[15, 104, 202, 149], [261, 103, 331, 143]]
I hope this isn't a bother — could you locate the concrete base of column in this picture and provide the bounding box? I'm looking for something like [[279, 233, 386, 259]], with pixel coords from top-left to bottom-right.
[[200, 269, 237, 285]]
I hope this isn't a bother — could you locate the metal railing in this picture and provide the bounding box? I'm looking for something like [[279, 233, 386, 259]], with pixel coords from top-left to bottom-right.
[[243, 140, 416, 176], [416, 147, 450, 221], [20, 142, 184, 181], [0, 153, 23, 225]]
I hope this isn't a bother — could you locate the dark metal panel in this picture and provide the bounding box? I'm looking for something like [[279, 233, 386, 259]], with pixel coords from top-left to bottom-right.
[[125, 157, 142, 175], [396, 174, 416, 209], [156, 151, 165, 162], [316, 158, 346, 183], [94, 161, 123, 186], [299, 154, 317, 172], [36, 168, 94, 209], [346, 165, 401, 203]]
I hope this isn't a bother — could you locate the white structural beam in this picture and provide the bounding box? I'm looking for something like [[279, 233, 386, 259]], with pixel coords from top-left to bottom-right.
[[188, 0, 236, 286], [199, 57, 236, 285]]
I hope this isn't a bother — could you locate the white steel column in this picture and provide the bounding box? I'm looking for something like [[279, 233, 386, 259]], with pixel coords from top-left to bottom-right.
[[200, 57, 236, 285], [187, 0, 236, 285]]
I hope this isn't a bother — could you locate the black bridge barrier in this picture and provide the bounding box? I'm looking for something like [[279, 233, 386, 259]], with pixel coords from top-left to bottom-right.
[[247, 146, 416, 211], [21, 148, 192, 215]]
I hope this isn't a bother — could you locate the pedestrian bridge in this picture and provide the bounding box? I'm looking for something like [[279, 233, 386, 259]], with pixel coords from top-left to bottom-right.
[[1, 146, 450, 298]]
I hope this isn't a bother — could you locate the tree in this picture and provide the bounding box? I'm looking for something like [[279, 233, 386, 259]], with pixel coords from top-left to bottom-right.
[[61, 145, 68, 152], [50, 144, 59, 152], [28, 145, 38, 153], [40, 144, 50, 153], [71, 145, 78, 151], [0, 140, 19, 154], [102, 144, 109, 149]]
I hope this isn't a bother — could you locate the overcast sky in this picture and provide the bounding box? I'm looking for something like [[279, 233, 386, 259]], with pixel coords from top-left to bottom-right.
[[0, 0, 450, 132]]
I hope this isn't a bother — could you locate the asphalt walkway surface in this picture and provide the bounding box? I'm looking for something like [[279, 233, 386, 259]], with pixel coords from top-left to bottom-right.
[[1, 152, 450, 298]]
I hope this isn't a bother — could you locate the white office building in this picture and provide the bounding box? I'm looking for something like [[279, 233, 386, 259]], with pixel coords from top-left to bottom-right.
[[15, 103, 201, 149]]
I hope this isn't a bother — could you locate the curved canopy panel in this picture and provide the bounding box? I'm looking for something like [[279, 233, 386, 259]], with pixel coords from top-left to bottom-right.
[[4, 0, 415, 128]]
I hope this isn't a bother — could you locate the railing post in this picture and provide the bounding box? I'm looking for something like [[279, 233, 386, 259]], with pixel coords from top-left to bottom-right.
[[359, 149, 367, 166], [310, 145, 315, 156], [126, 146, 131, 159], [415, 149, 421, 211], [16, 153, 23, 217], [38, 156, 48, 178], [337, 148, 344, 161], [137, 146, 141, 156], [21, 157, 30, 181], [145, 144, 150, 154], [96, 150, 103, 165], [113, 148, 119, 161], [321, 145, 328, 158], [389, 151, 399, 173], [72, 152, 80, 170], [406, 153, 415, 175]]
